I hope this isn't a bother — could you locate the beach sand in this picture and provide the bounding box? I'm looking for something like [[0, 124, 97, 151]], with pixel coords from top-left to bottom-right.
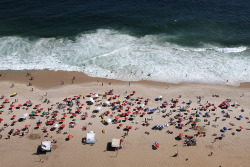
[[0, 70, 250, 167]]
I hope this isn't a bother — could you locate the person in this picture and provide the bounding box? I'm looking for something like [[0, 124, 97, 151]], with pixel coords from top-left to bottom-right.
[[11, 84, 14, 88]]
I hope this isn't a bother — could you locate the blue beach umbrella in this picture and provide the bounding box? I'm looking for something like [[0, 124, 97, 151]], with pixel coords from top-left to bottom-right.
[[189, 100, 192, 103], [220, 129, 224, 132], [183, 107, 186, 110], [178, 123, 182, 127], [199, 112, 202, 115], [205, 112, 209, 116], [114, 106, 118, 109], [223, 127, 228, 130], [239, 115, 243, 118], [221, 134, 225, 137]]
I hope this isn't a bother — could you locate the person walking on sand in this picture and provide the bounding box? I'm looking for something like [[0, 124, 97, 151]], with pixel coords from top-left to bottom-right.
[[72, 76, 75, 84]]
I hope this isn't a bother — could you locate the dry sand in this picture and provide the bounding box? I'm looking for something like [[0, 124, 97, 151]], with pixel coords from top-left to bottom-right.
[[0, 70, 250, 167]]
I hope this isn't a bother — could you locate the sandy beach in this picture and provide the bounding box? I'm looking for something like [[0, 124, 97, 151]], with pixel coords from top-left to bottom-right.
[[0, 70, 250, 167]]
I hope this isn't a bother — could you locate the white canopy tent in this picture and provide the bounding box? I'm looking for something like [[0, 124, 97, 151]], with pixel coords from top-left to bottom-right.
[[111, 138, 121, 148], [86, 131, 96, 144], [41, 141, 52, 152]]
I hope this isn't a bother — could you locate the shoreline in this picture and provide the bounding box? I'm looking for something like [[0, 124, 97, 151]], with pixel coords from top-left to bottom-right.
[[1, 70, 250, 90]]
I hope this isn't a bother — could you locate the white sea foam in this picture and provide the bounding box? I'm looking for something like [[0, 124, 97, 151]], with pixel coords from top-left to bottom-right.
[[0, 29, 249, 86]]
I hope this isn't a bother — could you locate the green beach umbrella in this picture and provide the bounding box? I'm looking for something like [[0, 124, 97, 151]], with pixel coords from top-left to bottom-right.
[[42, 112, 46, 115], [31, 111, 36, 114], [132, 114, 137, 117], [72, 119, 76, 122]]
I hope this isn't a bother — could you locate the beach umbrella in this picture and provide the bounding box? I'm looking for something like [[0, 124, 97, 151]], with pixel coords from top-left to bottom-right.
[[68, 98, 72, 100], [199, 112, 202, 115], [1, 104, 5, 107], [72, 113, 76, 116], [5, 99, 9, 102], [221, 134, 225, 137], [42, 112, 46, 115], [31, 111, 36, 114], [68, 135, 73, 139], [11, 104, 15, 108], [132, 114, 137, 117], [77, 109, 81, 112], [133, 91, 136, 94], [181, 124, 185, 127], [64, 114, 67, 118], [54, 113, 57, 116], [158, 96, 162, 99], [179, 118, 183, 122], [179, 133, 185, 137], [61, 124, 65, 128], [196, 118, 201, 122], [120, 139, 124, 142], [21, 113, 28, 119], [239, 115, 243, 118], [45, 127, 50, 131], [94, 94, 98, 97], [194, 121, 197, 124], [85, 115, 88, 118], [119, 124, 123, 127], [178, 123, 182, 127], [189, 100, 192, 103], [129, 126, 132, 130], [214, 106, 217, 109], [72, 119, 76, 122], [13, 115, 16, 118], [37, 124, 41, 127], [155, 143, 159, 148], [0, 118, 3, 122], [239, 126, 243, 130], [223, 127, 228, 130], [187, 110, 190, 113], [18, 104, 22, 107], [96, 107, 101, 111], [61, 118, 65, 122], [115, 116, 120, 119], [182, 107, 186, 110], [53, 124, 59, 128], [25, 125, 29, 129], [124, 117, 128, 120], [81, 104, 85, 106], [52, 120, 56, 123]]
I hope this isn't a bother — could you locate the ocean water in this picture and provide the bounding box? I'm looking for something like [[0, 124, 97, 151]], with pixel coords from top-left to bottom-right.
[[0, 0, 250, 85]]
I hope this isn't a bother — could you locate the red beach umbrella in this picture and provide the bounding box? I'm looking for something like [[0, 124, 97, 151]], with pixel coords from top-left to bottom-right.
[[11, 104, 15, 108], [120, 139, 124, 142], [25, 125, 29, 129], [125, 117, 128, 120], [119, 124, 123, 127], [239, 126, 243, 130], [13, 115, 16, 118]]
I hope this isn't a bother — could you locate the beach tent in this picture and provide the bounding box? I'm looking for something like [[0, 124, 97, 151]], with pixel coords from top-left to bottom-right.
[[41, 141, 52, 152], [86, 131, 96, 144], [111, 138, 121, 148]]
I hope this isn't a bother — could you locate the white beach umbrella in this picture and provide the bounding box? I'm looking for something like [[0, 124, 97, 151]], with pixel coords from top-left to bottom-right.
[[96, 107, 101, 111], [94, 94, 99, 97], [107, 119, 112, 123], [53, 124, 59, 128], [158, 96, 163, 99], [21, 113, 28, 119]]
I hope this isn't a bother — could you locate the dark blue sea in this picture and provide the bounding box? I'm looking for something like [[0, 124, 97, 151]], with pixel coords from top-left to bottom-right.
[[0, 0, 250, 85]]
